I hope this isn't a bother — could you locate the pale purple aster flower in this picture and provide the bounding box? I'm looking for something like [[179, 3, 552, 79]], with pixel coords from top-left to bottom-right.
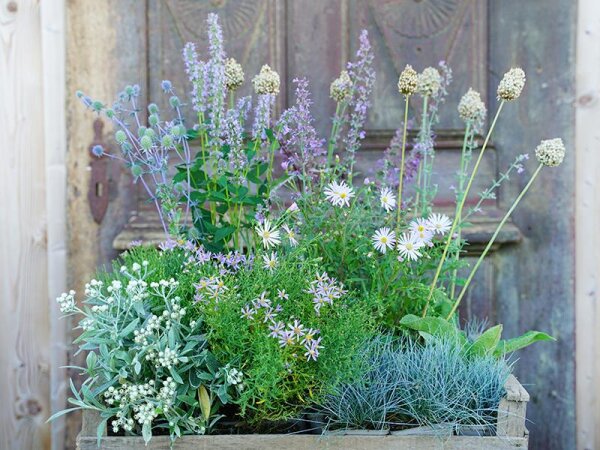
[[254, 291, 271, 309], [240, 305, 256, 320], [159, 239, 177, 251], [263, 307, 277, 323], [269, 321, 285, 338], [277, 289, 289, 300], [274, 304, 283, 313], [278, 330, 295, 347], [288, 319, 305, 338], [128, 240, 143, 248], [301, 328, 319, 345]]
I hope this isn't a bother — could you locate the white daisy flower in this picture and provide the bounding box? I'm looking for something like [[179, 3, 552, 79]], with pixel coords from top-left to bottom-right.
[[282, 224, 299, 247], [372, 227, 396, 254], [255, 219, 281, 248], [324, 181, 355, 208], [427, 213, 452, 235], [410, 218, 433, 245], [397, 233, 424, 261], [262, 252, 278, 271], [380, 187, 397, 212]]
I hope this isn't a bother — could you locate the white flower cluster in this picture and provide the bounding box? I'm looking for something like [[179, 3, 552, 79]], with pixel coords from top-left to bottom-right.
[[458, 88, 486, 125], [126, 279, 150, 302], [497, 67, 526, 101], [225, 57, 244, 91], [157, 378, 177, 410], [84, 279, 104, 297], [371, 213, 452, 261], [330, 70, 353, 102], [134, 314, 161, 346], [398, 64, 418, 96], [155, 347, 179, 369], [56, 290, 76, 313], [417, 67, 442, 97], [535, 138, 565, 167], [252, 64, 280, 95], [226, 367, 243, 385]]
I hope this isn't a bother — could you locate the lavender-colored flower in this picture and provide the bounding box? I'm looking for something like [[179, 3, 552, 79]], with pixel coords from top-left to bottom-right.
[[240, 305, 256, 320], [343, 30, 376, 170], [288, 319, 305, 338], [159, 239, 178, 251], [182, 42, 208, 114], [277, 78, 326, 180], [263, 307, 277, 323], [278, 330, 295, 348], [268, 321, 285, 338], [252, 93, 275, 141], [223, 96, 252, 171], [206, 13, 227, 144]]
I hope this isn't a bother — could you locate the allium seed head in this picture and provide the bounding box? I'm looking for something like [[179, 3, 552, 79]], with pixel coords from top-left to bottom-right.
[[397, 64, 418, 96], [253, 65, 280, 95], [225, 57, 245, 91], [535, 138, 565, 167], [330, 70, 353, 102], [497, 68, 526, 101], [416, 67, 442, 97], [458, 88, 487, 124]]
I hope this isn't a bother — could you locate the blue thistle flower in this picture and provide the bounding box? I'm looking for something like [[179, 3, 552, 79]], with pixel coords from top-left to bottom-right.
[[91, 145, 104, 157], [169, 96, 181, 108], [148, 103, 159, 114], [161, 80, 173, 93]]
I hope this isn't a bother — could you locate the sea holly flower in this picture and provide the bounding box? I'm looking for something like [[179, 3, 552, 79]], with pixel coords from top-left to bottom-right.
[[324, 180, 355, 207], [397, 233, 424, 261], [262, 252, 278, 271], [380, 187, 397, 212], [282, 224, 299, 247], [255, 219, 281, 248], [372, 227, 396, 254], [427, 213, 452, 235]]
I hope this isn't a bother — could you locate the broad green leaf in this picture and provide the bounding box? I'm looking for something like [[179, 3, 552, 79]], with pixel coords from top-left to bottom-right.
[[494, 331, 556, 357], [469, 324, 503, 357], [213, 226, 236, 242], [142, 421, 152, 444], [399, 314, 462, 342]]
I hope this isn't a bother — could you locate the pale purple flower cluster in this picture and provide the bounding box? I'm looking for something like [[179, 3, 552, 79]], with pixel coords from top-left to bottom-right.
[[223, 96, 252, 173], [182, 42, 208, 113], [252, 94, 275, 142], [344, 30, 376, 167], [306, 272, 347, 315], [277, 78, 326, 179], [240, 292, 283, 327]]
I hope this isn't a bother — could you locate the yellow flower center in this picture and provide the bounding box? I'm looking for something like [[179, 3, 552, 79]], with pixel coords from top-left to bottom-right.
[[381, 237, 388, 244], [340, 193, 347, 199]]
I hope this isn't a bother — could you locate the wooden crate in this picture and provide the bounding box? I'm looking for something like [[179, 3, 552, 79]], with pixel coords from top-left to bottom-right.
[[77, 375, 529, 450]]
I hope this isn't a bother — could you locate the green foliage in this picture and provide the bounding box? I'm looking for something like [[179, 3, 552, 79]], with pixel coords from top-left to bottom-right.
[[50, 247, 241, 444], [198, 245, 375, 423], [399, 314, 555, 358], [320, 334, 512, 431]]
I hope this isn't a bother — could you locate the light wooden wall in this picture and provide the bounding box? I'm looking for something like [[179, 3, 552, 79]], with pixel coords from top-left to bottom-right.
[[576, 0, 600, 449], [0, 0, 67, 449]]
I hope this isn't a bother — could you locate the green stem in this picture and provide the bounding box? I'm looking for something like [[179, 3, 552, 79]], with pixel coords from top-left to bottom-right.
[[395, 95, 410, 232], [422, 101, 505, 317], [419, 96, 429, 214], [446, 163, 543, 320], [327, 102, 342, 166], [449, 122, 472, 298]]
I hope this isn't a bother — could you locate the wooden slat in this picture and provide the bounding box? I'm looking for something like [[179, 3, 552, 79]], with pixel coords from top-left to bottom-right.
[[40, 1, 68, 449], [0, 1, 51, 449], [490, 1, 577, 449]]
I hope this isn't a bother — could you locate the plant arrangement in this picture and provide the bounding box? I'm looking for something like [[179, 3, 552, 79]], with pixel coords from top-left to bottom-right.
[[52, 14, 563, 445]]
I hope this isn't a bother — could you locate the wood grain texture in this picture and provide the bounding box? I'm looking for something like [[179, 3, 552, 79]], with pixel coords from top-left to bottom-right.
[[65, 1, 146, 447], [40, 1, 68, 449], [489, 1, 576, 449], [575, 0, 600, 449], [0, 0, 51, 449]]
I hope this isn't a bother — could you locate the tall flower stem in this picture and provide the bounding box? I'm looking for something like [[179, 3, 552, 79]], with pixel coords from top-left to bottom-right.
[[414, 96, 429, 211], [449, 122, 472, 298], [446, 163, 543, 320], [327, 102, 342, 166], [395, 95, 410, 231], [422, 101, 505, 317]]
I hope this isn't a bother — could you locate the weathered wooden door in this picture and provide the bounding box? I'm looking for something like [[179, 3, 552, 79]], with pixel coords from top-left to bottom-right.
[[67, 1, 576, 449]]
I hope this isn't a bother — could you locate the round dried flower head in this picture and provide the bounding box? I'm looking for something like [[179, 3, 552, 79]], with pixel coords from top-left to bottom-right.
[[225, 57, 245, 91], [253, 64, 280, 95], [416, 67, 442, 97], [458, 88, 487, 124], [330, 70, 353, 102], [535, 138, 565, 167], [398, 64, 418, 96], [497, 68, 526, 101]]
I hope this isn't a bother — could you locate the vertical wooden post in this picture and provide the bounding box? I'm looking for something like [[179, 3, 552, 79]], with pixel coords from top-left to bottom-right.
[[0, 1, 52, 449], [576, 0, 600, 448], [496, 375, 530, 438]]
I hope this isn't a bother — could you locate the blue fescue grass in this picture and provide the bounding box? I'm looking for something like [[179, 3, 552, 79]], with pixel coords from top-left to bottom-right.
[[319, 333, 512, 431]]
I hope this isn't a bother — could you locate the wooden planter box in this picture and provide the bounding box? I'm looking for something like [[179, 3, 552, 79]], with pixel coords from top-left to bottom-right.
[[77, 375, 529, 450]]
